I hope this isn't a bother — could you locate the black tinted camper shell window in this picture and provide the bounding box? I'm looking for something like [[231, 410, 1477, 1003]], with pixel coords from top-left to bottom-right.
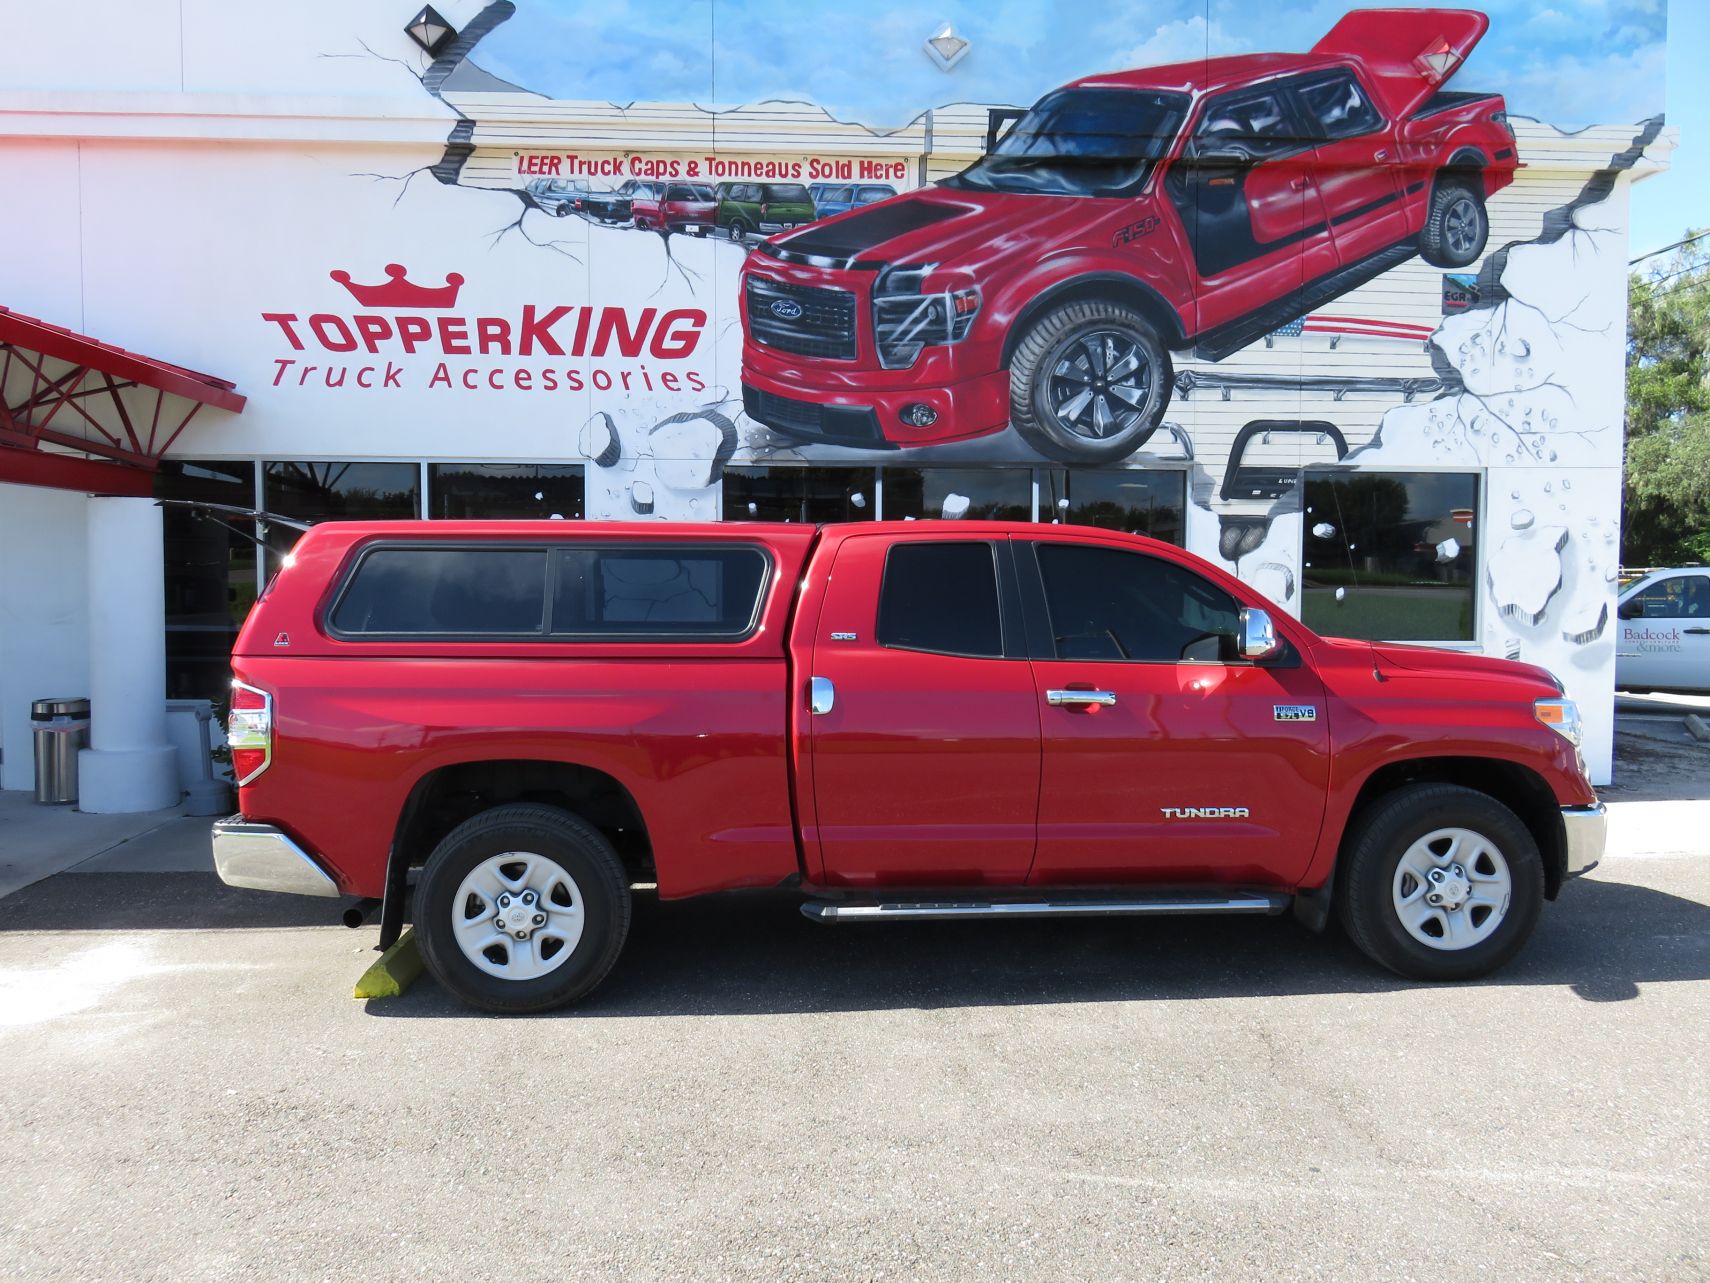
[[327, 542, 772, 642]]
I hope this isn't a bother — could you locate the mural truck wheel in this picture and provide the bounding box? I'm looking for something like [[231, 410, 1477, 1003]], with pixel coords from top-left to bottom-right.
[[1420, 179, 1489, 268], [1009, 300, 1171, 463]]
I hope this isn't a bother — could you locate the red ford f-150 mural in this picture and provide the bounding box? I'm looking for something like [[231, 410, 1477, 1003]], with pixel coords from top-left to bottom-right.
[[739, 8, 1519, 462], [214, 520, 1602, 1013]]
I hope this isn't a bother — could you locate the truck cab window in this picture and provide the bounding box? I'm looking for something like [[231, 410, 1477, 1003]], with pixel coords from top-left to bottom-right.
[[1191, 88, 1302, 159], [1296, 72, 1381, 140], [1035, 542, 1239, 662], [876, 542, 1004, 658]]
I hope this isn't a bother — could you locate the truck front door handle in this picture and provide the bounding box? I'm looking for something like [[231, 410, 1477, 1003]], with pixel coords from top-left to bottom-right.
[[809, 676, 835, 715], [1686, 627, 1710, 635], [1046, 689, 1117, 707]]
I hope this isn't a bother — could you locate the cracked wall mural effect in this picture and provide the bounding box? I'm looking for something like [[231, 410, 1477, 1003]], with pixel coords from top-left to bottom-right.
[[265, 2, 1666, 779]]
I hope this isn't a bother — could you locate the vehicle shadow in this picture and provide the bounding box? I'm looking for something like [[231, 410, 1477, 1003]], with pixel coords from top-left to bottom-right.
[[368, 874, 1709, 1018], [4, 870, 1701, 1013], [0, 872, 344, 931]]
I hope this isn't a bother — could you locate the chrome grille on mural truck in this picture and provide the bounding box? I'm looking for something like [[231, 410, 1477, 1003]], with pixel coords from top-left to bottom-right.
[[744, 276, 858, 360]]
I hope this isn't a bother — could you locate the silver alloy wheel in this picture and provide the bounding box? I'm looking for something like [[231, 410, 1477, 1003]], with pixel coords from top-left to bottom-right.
[[1444, 195, 1482, 259], [1047, 330, 1154, 441], [1391, 826, 1512, 951], [451, 851, 585, 981]]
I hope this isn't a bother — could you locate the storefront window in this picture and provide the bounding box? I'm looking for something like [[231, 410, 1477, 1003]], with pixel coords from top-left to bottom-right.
[[154, 461, 258, 704], [261, 461, 420, 575], [1039, 469, 1185, 544], [881, 468, 1033, 521], [1302, 471, 1478, 642], [722, 466, 874, 522], [428, 464, 585, 519]]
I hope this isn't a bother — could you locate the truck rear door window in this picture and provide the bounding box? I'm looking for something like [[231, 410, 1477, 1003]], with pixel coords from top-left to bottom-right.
[[550, 547, 768, 638], [876, 542, 1003, 658], [331, 548, 548, 636]]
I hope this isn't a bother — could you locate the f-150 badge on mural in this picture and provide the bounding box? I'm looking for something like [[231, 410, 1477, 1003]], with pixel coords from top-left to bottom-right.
[[738, 9, 1518, 463]]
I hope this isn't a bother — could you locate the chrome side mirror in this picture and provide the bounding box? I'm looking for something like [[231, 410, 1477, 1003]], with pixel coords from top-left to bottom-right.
[[1239, 606, 1281, 661]]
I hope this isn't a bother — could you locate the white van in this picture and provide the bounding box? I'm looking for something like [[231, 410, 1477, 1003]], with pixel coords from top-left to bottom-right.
[[1616, 568, 1710, 692]]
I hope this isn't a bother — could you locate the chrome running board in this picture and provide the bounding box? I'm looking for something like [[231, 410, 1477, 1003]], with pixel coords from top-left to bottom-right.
[[800, 893, 1289, 923]]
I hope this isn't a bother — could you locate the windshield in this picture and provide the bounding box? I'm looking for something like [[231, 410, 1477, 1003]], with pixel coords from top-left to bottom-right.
[[950, 87, 1188, 197]]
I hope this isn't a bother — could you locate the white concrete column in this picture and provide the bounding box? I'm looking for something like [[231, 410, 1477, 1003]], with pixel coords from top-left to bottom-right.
[[77, 496, 178, 813]]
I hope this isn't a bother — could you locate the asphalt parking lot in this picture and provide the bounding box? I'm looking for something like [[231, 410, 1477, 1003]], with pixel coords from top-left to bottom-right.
[[2, 738, 1707, 1282]]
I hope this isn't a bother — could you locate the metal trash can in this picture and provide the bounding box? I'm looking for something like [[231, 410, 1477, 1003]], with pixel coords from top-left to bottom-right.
[[31, 697, 90, 805]]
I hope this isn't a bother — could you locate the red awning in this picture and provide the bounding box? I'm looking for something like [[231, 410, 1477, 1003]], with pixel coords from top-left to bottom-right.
[[0, 305, 245, 494]]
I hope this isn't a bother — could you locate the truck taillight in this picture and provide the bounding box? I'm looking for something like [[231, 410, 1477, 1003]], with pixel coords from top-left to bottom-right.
[[760, 202, 770, 217], [228, 680, 273, 786]]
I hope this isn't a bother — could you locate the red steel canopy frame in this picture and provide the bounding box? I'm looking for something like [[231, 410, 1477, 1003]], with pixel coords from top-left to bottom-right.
[[0, 306, 245, 495]]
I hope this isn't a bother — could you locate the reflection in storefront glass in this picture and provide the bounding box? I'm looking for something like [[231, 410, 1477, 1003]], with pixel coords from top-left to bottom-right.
[[261, 461, 420, 578], [1040, 469, 1185, 544], [154, 460, 258, 703], [428, 464, 585, 519], [1302, 470, 1478, 642], [880, 468, 1033, 521], [722, 466, 875, 522]]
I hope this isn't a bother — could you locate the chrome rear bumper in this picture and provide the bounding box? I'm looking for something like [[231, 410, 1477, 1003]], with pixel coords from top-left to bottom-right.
[[211, 818, 341, 897], [1561, 803, 1607, 878]]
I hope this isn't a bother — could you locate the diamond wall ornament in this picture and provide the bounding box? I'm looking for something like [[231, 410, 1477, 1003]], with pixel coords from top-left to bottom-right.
[[405, 4, 455, 56], [923, 22, 970, 71]]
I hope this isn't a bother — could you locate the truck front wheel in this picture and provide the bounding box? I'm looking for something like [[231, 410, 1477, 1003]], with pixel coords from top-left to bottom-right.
[[1419, 178, 1489, 268], [1008, 300, 1171, 463], [1338, 784, 1544, 982], [415, 803, 632, 1013]]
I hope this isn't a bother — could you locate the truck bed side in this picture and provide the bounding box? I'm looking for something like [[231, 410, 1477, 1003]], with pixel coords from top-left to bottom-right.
[[232, 522, 817, 900]]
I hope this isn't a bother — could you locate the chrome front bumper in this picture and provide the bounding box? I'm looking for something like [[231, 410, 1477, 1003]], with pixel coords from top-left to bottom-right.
[[1561, 803, 1607, 878], [211, 818, 341, 897]]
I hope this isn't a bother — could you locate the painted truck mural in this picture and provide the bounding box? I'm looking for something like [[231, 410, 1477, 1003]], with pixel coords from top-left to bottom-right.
[[149, 0, 1663, 781]]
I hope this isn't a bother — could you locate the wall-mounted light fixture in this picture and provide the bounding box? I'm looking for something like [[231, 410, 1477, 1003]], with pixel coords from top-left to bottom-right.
[[405, 4, 456, 56], [923, 22, 970, 71]]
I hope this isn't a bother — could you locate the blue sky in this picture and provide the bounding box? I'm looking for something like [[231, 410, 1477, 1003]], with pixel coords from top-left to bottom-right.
[[1630, 0, 1705, 257], [472, 0, 1668, 130]]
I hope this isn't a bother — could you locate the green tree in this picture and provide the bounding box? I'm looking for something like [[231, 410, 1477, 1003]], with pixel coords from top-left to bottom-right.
[[1625, 229, 1710, 564]]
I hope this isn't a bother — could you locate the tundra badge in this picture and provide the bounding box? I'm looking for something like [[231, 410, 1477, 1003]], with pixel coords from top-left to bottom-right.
[[1274, 704, 1317, 721]]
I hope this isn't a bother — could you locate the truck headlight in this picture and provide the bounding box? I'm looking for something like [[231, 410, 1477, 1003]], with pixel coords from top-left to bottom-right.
[[1535, 697, 1582, 747], [872, 263, 979, 369]]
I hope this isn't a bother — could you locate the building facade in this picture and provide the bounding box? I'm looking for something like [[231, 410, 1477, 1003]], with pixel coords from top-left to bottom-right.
[[0, 0, 1676, 798]]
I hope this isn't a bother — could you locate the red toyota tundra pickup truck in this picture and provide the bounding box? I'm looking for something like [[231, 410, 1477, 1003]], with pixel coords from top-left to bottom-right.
[[740, 7, 1519, 462], [213, 520, 1603, 1012]]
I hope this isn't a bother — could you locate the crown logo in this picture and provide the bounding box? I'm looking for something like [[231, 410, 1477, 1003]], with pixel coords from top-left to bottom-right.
[[329, 263, 465, 309]]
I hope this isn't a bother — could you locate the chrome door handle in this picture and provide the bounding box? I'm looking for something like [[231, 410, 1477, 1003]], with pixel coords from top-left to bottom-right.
[[1046, 689, 1116, 707], [809, 676, 835, 715]]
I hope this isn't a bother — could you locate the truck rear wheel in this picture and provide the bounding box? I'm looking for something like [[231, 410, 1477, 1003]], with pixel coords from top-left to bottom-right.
[[1008, 299, 1171, 463], [415, 803, 631, 1013], [1337, 784, 1543, 982], [1419, 178, 1488, 268]]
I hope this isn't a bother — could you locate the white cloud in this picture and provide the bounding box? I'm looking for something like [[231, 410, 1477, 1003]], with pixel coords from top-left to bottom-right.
[[1114, 16, 1251, 69]]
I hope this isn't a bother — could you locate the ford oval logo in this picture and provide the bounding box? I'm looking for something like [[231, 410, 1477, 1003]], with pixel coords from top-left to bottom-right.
[[769, 298, 804, 320]]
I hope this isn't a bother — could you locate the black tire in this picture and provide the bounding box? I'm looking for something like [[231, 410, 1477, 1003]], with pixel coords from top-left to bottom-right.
[[1337, 784, 1544, 982], [1007, 298, 1172, 463], [415, 803, 631, 1013], [1419, 178, 1489, 268]]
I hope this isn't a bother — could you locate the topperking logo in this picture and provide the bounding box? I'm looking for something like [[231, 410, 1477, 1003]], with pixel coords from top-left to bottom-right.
[[259, 264, 709, 395]]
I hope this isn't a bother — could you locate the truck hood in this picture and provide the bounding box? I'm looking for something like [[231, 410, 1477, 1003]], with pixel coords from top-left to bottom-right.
[[1370, 640, 1558, 691], [766, 185, 1120, 270]]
